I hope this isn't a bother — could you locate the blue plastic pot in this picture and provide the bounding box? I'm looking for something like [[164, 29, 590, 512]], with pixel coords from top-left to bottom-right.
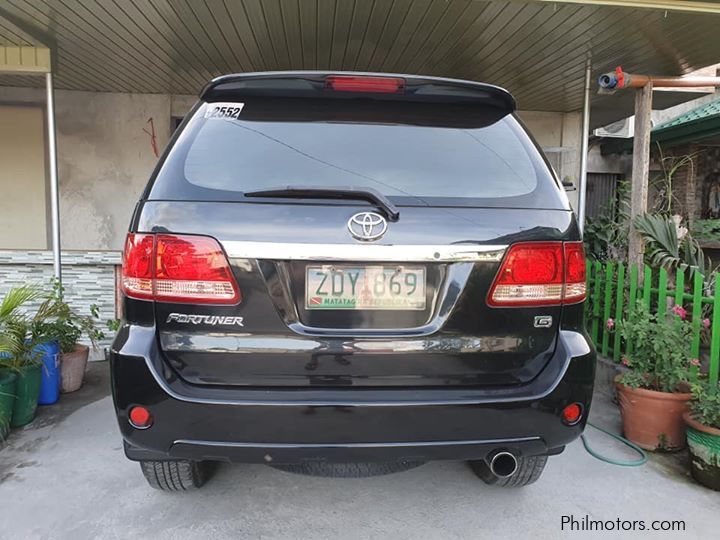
[[34, 341, 60, 405]]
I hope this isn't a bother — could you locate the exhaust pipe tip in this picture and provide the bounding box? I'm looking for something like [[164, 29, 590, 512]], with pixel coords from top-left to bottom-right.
[[489, 451, 518, 478]]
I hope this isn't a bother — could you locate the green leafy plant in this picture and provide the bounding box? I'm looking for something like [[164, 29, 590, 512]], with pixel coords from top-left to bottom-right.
[[691, 219, 720, 244], [616, 303, 699, 393], [584, 179, 630, 261], [0, 285, 65, 371], [33, 282, 103, 354], [0, 285, 41, 369], [650, 145, 698, 215], [634, 213, 716, 287], [690, 382, 720, 429], [106, 318, 121, 333]]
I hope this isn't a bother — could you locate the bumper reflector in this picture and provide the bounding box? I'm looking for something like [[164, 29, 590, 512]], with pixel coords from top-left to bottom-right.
[[129, 406, 153, 429], [561, 403, 583, 425]]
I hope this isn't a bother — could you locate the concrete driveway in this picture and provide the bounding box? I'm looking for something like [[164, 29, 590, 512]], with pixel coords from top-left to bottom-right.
[[1, 363, 718, 540]]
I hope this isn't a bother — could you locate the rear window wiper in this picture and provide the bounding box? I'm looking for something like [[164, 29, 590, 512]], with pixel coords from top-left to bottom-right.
[[244, 186, 400, 221]]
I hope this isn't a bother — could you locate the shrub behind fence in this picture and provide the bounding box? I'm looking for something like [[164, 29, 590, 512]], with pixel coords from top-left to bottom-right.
[[586, 260, 720, 388]]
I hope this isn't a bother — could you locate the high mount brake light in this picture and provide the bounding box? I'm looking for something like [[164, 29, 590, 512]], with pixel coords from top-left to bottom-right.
[[122, 233, 240, 304], [325, 75, 405, 94], [487, 241, 586, 307]]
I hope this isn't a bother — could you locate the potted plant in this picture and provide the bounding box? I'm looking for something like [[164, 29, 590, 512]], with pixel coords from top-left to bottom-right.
[[614, 304, 699, 451], [0, 288, 34, 439], [684, 382, 720, 490], [37, 284, 102, 394], [0, 369, 16, 442], [0, 285, 61, 428]]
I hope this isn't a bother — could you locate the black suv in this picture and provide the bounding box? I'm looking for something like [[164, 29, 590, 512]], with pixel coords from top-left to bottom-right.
[[110, 72, 595, 490]]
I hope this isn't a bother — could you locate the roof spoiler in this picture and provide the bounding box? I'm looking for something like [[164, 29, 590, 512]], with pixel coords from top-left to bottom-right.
[[199, 71, 516, 113]]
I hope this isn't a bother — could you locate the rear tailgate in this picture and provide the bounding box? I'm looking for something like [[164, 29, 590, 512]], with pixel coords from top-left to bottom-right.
[[139, 202, 576, 388]]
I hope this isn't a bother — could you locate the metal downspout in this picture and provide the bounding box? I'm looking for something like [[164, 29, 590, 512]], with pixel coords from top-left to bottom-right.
[[46, 71, 61, 282], [578, 58, 592, 234]]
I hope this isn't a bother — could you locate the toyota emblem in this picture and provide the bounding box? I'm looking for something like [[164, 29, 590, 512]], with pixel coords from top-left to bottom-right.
[[347, 212, 387, 241]]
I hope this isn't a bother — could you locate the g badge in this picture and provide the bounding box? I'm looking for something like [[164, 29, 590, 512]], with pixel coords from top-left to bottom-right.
[[534, 316, 553, 328]]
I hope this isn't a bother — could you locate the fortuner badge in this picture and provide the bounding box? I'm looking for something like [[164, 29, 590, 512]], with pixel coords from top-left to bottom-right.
[[166, 313, 244, 326]]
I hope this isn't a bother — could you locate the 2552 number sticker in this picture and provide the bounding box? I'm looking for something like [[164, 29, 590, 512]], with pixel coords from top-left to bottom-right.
[[205, 103, 245, 119]]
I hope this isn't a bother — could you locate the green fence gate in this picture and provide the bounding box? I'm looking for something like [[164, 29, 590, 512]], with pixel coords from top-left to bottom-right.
[[586, 260, 720, 389]]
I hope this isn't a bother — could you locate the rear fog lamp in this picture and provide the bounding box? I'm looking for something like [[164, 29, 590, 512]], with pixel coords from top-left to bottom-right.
[[129, 406, 153, 429], [561, 403, 583, 425]]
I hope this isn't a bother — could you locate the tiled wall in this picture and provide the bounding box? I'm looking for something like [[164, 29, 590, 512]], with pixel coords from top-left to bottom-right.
[[0, 250, 121, 355]]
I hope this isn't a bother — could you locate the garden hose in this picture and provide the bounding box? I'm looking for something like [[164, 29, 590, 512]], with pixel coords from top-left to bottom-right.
[[581, 421, 648, 467]]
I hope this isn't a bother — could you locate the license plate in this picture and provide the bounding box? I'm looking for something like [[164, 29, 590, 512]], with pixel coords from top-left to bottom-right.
[[306, 265, 426, 310]]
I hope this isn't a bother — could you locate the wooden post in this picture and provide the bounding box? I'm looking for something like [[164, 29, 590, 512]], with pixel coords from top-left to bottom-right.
[[685, 144, 698, 224], [628, 82, 653, 270]]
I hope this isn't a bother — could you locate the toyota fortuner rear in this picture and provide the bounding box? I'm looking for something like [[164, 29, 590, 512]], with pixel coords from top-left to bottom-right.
[[110, 71, 595, 490]]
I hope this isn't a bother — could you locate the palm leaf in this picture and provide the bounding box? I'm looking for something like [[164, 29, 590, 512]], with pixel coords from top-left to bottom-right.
[[634, 213, 681, 265], [0, 285, 41, 322], [0, 285, 46, 370], [634, 213, 718, 292]]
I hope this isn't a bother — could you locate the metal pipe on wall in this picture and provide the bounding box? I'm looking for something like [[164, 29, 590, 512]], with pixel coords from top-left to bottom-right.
[[46, 71, 61, 283], [577, 58, 592, 233]]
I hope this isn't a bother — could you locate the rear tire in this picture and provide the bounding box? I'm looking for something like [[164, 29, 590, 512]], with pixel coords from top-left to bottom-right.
[[271, 460, 424, 478], [139, 460, 210, 491], [469, 455, 547, 487]]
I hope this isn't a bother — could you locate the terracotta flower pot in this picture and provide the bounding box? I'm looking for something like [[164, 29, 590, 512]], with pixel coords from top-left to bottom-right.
[[60, 344, 89, 393], [615, 377, 692, 451], [684, 412, 720, 491]]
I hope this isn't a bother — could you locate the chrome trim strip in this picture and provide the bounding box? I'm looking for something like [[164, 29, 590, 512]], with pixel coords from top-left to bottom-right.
[[221, 241, 506, 262], [159, 333, 522, 354]]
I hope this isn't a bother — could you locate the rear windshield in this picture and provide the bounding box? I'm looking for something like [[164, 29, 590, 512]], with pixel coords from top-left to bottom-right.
[[148, 98, 565, 208]]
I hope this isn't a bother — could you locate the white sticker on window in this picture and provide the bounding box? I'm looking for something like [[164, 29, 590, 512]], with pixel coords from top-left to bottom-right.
[[204, 103, 245, 119]]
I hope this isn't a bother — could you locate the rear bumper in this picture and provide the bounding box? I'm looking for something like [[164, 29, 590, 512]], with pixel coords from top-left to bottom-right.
[[110, 326, 595, 464]]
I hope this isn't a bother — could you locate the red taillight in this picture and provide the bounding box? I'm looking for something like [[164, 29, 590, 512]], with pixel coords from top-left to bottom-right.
[[563, 242, 587, 304], [122, 233, 240, 304], [128, 406, 153, 429], [325, 75, 405, 94], [155, 235, 239, 303], [122, 233, 155, 300], [487, 241, 587, 307]]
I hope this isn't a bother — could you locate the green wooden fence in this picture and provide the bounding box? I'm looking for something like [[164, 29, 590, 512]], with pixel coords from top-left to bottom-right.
[[586, 260, 720, 389]]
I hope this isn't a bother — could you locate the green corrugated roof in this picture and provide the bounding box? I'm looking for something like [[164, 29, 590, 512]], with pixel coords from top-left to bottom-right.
[[601, 97, 720, 154], [653, 98, 720, 132]]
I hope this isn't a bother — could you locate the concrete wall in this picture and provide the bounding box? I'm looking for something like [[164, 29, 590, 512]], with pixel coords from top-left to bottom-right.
[[0, 105, 48, 249], [55, 91, 170, 250], [587, 144, 630, 175], [0, 87, 195, 251], [518, 110, 583, 211]]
